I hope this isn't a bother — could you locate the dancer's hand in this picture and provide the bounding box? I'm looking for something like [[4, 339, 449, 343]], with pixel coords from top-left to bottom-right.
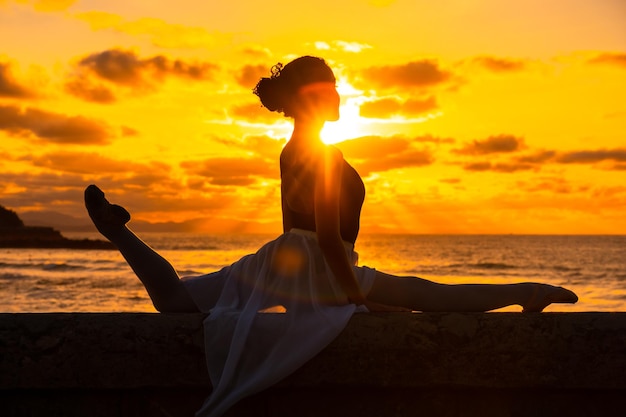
[[363, 300, 411, 312]]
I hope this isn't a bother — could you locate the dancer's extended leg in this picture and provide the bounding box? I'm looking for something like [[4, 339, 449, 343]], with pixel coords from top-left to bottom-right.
[[85, 185, 198, 313], [367, 272, 578, 312]]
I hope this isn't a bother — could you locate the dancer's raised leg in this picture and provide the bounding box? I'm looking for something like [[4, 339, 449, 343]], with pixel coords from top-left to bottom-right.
[[367, 272, 578, 312], [85, 184, 198, 313]]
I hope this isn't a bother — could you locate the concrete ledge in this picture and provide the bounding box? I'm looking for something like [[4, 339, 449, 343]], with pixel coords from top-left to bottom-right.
[[2, 313, 626, 416]]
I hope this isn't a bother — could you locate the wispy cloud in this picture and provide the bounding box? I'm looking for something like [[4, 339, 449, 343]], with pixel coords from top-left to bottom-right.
[[336, 135, 435, 175], [0, 61, 35, 98], [359, 96, 438, 118], [313, 40, 373, 53], [75, 11, 230, 49], [555, 149, 626, 164], [234, 64, 268, 89], [27, 150, 164, 175], [461, 161, 536, 173], [181, 156, 278, 186], [214, 135, 286, 159], [229, 102, 280, 123], [454, 134, 525, 155], [471, 56, 526, 72], [588, 52, 626, 68], [0, 104, 111, 144], [357, 59, 452, 90]]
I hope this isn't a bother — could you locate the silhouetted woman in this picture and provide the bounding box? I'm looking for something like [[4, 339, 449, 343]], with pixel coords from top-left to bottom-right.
[[84, 55, 577, 417]]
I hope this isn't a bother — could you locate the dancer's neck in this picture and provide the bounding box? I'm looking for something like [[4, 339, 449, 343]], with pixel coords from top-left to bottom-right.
[[290, 118, 325, 146]]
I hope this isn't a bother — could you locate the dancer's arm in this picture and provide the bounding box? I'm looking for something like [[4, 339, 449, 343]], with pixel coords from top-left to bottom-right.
[[314, 147, 366, 305]]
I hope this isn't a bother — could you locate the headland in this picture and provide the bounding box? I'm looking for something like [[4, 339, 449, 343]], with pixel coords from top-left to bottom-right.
[[0, 204, 113, 249]]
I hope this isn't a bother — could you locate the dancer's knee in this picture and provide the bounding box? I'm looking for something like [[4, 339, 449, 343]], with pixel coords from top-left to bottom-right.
[[152, 285, 199, 313]]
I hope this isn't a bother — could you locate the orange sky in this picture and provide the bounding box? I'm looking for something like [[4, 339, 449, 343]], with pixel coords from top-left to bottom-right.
[[1, 0, 625, 234]]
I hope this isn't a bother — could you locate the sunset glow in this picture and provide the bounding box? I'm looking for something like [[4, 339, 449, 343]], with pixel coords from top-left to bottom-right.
[[1, 0, 625, 234]]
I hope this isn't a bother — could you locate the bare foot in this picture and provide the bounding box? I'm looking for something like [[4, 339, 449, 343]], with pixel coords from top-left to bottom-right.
[[522, 283, 578, 312], [84, 184, 130, 240]]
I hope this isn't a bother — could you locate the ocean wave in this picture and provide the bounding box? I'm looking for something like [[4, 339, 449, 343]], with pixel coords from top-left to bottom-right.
[[447, 262, 518, 270], [89, 278, 128, 289], [41, 262, 83, 271], [0, 261, 38, 269], [0, 272, 30, 280], [35, 277, 85, 286], [473, 262, 518, 270], [169, 244, 221, 251], [552, 265, 582, 273]]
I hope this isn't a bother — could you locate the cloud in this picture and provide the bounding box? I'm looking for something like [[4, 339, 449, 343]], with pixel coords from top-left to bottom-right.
[[516, 177, 575, 194], [0, 104, 111, 144], [439, 178, 461, 184], [456, 146, 626, 172], [65, 48, 218, 102], [121, 126, 139, 136], [77, 49, 217, 85], [356, 148, 434, 176], [27, 150, 159, 175], [0, 171, 91, 212], [75, 12, 230, 49], [359, 96, 437, 118], [314, 40, 372, 53], [357, 59, 452, 90], [238, 135, 286, 159], [461, 161, 535, 173], [588, 52, 626, 68], [181, 156, 278, 186], [64, 78, 116, 103], [229, 102, 279, 122], [472, 56, 526, 72], [335, 135, 410, 159], [514, 150, 556, 164], [0, 62, 35, 98], [215, 134, 286, 159], [591, 185, 626, 198], [240, 46, 272, 59], [416, 134, 455, 145], [455, 134, 525, 155], [0, 168, 195, 219], [555, 149, 626, 164], [335, 135, 435, 175], [234, 64, 267, 88]]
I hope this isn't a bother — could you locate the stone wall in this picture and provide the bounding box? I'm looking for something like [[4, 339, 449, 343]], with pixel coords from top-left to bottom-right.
[[2, 312, 625, 416]]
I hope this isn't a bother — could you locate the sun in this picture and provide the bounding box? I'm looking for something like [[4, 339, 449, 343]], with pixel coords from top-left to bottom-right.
[[321, 79, 368, 144]]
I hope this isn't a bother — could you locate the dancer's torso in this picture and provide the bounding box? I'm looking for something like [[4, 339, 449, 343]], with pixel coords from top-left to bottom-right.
[[280, 142, 365, 244]]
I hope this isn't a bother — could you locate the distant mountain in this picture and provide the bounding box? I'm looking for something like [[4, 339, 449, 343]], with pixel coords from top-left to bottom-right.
[[19, 209, 281, 234], [0, 204, 114, 249], [20, 210, 95, 231]]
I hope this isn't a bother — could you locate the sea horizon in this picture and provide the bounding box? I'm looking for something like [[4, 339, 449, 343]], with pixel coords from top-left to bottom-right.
[[2, 233, 624, 314]]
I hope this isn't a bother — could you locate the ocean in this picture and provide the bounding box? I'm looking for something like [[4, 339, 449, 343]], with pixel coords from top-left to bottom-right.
[[1, 233, 624, 313]]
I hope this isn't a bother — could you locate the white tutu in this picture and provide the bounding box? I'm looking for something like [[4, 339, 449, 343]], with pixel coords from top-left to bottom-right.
[[182, 228, 376, 417]]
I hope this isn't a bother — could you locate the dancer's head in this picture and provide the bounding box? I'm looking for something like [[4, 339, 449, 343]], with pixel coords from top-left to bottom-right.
[[253, 56, 339, 121]]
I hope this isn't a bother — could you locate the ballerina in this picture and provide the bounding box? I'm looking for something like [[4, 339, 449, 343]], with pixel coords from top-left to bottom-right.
[[85, 55, 578, 416]]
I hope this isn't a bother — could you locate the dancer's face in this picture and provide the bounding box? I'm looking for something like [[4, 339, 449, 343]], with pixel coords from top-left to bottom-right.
[[295, 82, 340, 121]]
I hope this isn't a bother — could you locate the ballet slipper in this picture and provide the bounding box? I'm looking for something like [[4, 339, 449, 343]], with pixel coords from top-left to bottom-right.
[[522, 284, 578, 313], [84, 184, 130, 238]]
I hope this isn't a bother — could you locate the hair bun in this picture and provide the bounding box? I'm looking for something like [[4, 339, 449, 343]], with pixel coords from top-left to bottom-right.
[[253, 76, 285, 113]]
